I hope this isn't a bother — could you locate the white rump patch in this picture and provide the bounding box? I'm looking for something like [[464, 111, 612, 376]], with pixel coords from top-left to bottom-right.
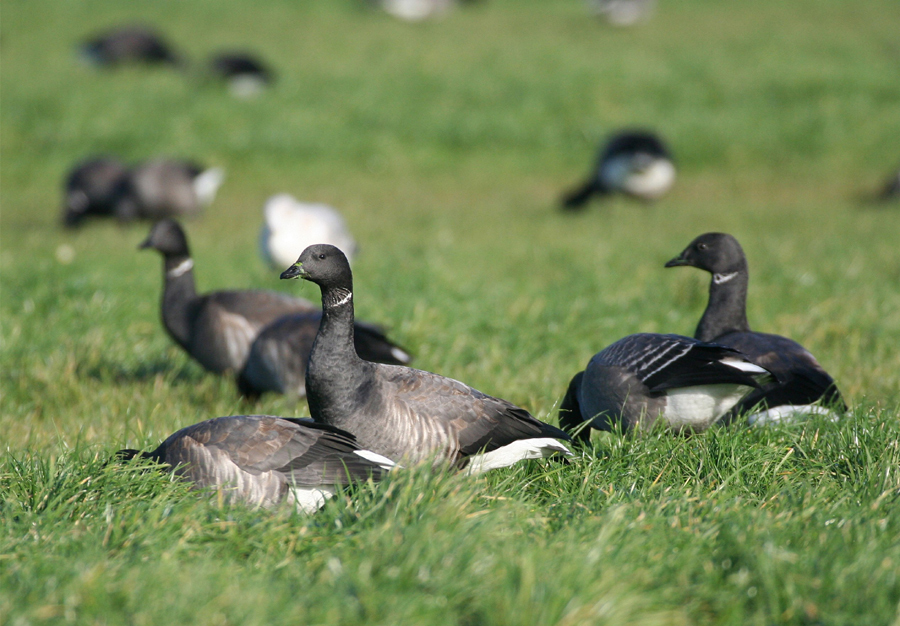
[[193, 167, 226, 206], [663, 384, 754, 430], [290, 486, 335, 514], [354, 449, 397, 470], [713, 272, 738, 285], [603, 157, 675, 199], [748, 405, 841, 427], [719, 357, 768, 375], [167, 258, 194, 279], [465, 438, 573, 475], [391, 347, 411, 363]]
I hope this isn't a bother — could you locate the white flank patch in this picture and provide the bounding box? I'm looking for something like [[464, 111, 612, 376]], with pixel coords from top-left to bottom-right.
[[720, 357, 768, 375], [465, 438, 573, 475], [354, 449, 397, 470], [663, 384, 754, 430], [748, 405, 841, 427], [193, 167, 226, 206], [290, 486, 335, 514], [166, 258, 194, 279]]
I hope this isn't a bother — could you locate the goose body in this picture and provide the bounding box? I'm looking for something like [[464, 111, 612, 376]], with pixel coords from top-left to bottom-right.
[[665, 232, 845, 422], [280, 244, 571, 470], [81, 25, 181, 67], [62, 157, 130, 227], [562, 130, 675, 209], [117, 159, 224, 222], [260, 194, 358, 270], [210, 52, 274, 98], [559, 333, 772, 440], [118, 415, 393, 513]]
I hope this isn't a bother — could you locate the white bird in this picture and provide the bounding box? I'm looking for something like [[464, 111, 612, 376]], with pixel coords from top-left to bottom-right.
[[259, 194, 358, 270]]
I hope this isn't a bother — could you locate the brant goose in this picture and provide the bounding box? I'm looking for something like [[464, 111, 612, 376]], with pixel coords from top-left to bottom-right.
[[260, 194, 358, 270], [559, 333, 772, 440], [62, 157, 130, 228], [80, 25, 181, 67], [665, 232, 845, 424], [118, 415, 393, 513], [117, 159, 224, 222], [280, 244, 572, 471], [562, 130, 675, 209], [238, 313, 412, 398], [209, 52, 274, 98], [590, 0, 656, 26], [142, 220, 410, 391]]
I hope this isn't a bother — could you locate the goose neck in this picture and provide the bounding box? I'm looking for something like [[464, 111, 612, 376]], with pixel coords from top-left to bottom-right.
[[695, 270, 750, 341], [160, 255, 198, 348]]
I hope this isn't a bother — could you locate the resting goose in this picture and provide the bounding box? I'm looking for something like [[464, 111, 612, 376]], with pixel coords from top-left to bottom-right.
[[62, 157, 130, 228], [118, 415, 393, 513], [559, 333, 772, 440], [259, 194, 358, 270], [562, 130, 675, 209], [80, 25, 182, 67], [280, 244, 572, 471], [665, 232, 845, 424], [117, 159, 224, 222], [210, 52, 274, 98]]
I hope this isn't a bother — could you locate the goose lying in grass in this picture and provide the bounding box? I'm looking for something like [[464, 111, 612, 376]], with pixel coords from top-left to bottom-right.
[[259, 194, 358, 270], [62, 157, 130, 228], [142, 220, 411, 396], [559, 333, 773, 441], [209, 52, 274, 98], [665, 232, 845, 424], [562, 130, 675, 209], [80, 24, 181, 67], [118, 415, 393, 513], [280, 244, 572, 472]]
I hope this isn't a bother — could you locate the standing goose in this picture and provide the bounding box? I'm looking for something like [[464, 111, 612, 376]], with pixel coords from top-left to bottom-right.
[[118, 415, 394, 513], [665, 232, 845, 424], [559, 333, 772, 441], [280, 244, 571, 471], [562, 130, 675, 209], [142, 220, 411, 390]]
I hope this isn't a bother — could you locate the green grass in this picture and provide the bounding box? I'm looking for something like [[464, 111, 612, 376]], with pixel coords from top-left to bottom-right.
[[2, 0, 900, 623]]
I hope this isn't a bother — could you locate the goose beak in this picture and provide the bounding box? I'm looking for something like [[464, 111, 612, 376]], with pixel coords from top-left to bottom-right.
[[664, 253, 690, 268], [280, 261, 307, 280]]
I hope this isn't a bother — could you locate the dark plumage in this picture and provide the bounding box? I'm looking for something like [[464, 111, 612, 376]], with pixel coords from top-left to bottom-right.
[[665, 232, 845, 423], [117, 415, 393, 512], [238, 313, 412, 398], [210, 52, 273, 97], [80, 25, 181, 67], [62, 157, 130, 228], [559, 333, 772, 441], [878, 168, 900, 202], [280, 244, 571, 470], [562, 130, 675, 209]]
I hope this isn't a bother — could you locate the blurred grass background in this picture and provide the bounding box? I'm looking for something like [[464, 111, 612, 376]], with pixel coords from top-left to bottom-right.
[[2, 0, 899, 623]]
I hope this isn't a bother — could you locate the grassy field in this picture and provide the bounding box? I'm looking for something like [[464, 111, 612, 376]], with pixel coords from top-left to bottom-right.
[[2, 0, 900, 623]]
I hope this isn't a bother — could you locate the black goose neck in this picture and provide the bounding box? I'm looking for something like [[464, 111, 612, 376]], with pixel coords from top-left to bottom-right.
[[695, 269, 751, 341], [160, 253, 198, 348]]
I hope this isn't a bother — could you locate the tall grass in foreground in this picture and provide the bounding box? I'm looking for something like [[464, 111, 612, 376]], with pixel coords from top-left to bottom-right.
[[2, 0, 900, 623]]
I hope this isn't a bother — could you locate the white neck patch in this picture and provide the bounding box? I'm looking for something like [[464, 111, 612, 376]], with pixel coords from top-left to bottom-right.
[[713, 271, 738, 285], [167, 258, 194, 279], [327, 288, 352, 308]]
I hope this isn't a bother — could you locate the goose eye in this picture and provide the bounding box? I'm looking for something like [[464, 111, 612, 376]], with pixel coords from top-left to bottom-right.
[[318, 253, 326, 260], [697, 243, 708, 250]]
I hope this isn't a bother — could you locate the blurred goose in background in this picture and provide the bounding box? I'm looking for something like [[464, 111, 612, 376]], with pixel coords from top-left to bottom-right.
[[141, 220, 411, 395], [80, 25, 182, 67], [141, 219, 320, 375], [562, 130, 675, 209], [117, 159, 225, 222], [878, 168, 900, 202], [209, 51, 274, 98], [62, 156, 130, 228], [117, 415, 394, 513], [589, 0, 656, 26], [373, 0, 456, 21], [259, 194, 358, 270], [665, 232, 846, 424], [559, 333, 772, 441], [281, 244, 571, 472]]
